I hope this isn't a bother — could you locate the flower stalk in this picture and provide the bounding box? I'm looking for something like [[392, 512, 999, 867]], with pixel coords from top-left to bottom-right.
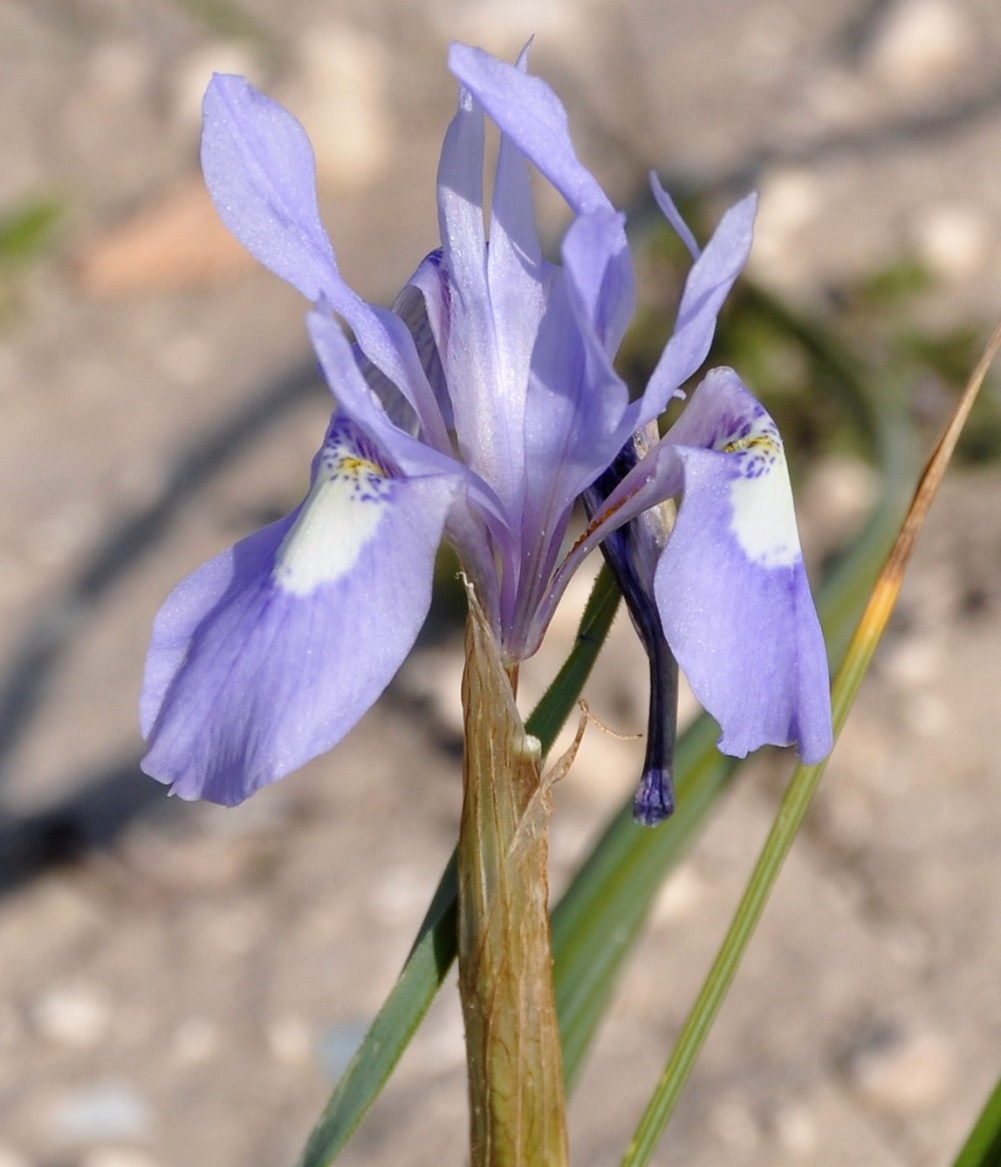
[[458, 583, 569, 1167]]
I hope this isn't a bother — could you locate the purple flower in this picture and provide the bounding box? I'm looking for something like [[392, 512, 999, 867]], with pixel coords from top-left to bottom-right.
[[140, 44, 831, 808]]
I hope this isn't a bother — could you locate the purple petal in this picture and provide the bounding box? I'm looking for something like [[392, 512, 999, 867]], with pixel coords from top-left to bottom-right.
[[655, 370, 833, 762], [448, 44, 610, 216], [308, 310, 455, 482], [201, 74, 339, 300], [649, 172, 700, 261], [140, 420, 457, 805], [203, 76, 443, 434], [638, 194, 758, 425], [436, 88, 530, 514]]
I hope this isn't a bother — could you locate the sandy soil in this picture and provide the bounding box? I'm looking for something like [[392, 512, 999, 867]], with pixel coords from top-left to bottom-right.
[[1, 1, 1000, 1165]]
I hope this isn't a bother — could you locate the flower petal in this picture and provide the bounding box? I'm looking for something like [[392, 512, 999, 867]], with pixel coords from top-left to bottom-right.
[[140, 420, 458, 805], [448, 43, 610, 216], [655, 369, 833, 762], [637, 194, 758, 424], [201, 74, 339, 300], [203, 76, 444, 435]]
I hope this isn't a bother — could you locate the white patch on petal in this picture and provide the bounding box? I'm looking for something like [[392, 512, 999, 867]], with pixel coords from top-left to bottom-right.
[[273, 433, 393, 596], [723, 421, 801, 570]]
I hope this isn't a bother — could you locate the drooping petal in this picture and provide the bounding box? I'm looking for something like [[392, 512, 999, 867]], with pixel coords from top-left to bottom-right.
[[308, 309, 455, 483], [654, 369, 833, 763], [637, 194, 758, 425], [140, 419, 458, 805], [583, 435, 680, 825]]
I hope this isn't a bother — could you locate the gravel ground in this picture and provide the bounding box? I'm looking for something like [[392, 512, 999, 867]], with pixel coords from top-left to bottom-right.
[[1, 1, 1000, 1165]]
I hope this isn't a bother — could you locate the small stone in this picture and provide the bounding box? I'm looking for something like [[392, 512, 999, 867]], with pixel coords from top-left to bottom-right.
[[652, 864, 703, 925], [285, 25, 392, 191], [33, 987, 110, 1048], [81, 1149, 161, 1167], [711, 1097, 761, 1151], [171, 43, 262, 132], [48, 1081, 152, 1143], [370, 867, 430, 925], [769, 1103, 818, 1157], [0, 1145, 31, 1167], [867, 0, 975, 93], [911, 204, 992, 283], [266, 1015, 312, 1066], [748, 169, 823, 286], [170, 1017, 220, 1066], [847, 1027, 953, 1111]]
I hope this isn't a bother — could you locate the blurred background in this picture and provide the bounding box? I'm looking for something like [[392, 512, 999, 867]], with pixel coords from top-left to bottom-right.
[[1, 0, 1001, 1164]]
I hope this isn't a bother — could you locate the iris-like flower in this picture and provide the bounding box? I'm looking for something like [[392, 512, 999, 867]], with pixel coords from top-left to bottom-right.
[[140, 44, 832, 810]]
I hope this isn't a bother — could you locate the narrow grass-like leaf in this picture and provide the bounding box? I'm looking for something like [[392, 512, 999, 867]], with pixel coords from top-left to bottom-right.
[[618, 321, 1001, 1167], [952, 1071, 1001, 1167], [295, 565, 620, 1167]]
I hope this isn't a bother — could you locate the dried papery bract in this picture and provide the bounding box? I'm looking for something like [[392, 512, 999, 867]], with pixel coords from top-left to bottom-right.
[[458, 582, 568, 1167]]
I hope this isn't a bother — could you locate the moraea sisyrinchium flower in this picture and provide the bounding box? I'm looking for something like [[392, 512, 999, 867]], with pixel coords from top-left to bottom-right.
[[140, 44, 832, 813]]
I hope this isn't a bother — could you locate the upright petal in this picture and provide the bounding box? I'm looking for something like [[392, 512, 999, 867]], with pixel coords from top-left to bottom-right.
[[448, 44, 610, 216], [436, 86, 528, 517], [203, 76, 446, 438], [655, 369, 833, 763], [141, 418, 458, 805], [202, 74, 339, 300], [637, 194, 758, 425]]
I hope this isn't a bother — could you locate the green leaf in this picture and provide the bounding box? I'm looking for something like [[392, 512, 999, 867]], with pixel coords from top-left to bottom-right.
[[952, 1072, 1001, 1167]]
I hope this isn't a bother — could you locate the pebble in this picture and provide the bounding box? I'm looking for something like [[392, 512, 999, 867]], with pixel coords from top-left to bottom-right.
[[710, 1097, 762, 1151], [266, 1014, 313, 1066], [171, 43, 262, 133], [0, 1145, 31, 1167], [769, 1103, 818, 1157], [866, 0, 975, 93], [437, 0, 583, 54], [170, 1017, 220, 1066], [32, 987, 110, 1048], [910, 203, 993, 283], [370, 866, 431, 926], [286, 25, 392, 191], [846, 1026, 953, 1110], [47, 1080, 152, 1144], [652, 864, 703, 926], [748, 168, 823, 286], [81, 1150, 162, 1167]]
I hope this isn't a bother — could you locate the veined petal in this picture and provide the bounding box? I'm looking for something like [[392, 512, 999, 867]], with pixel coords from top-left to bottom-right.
[[203, 76, 444, 436], [637, 193, 758, 425], [655, 369, 833, 763], [436, 86, 528, 515], [202, 74, 339, 300], [140, 419, 458, 805], [309, 309, 455, 483], [448, 43, 610, 216]]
